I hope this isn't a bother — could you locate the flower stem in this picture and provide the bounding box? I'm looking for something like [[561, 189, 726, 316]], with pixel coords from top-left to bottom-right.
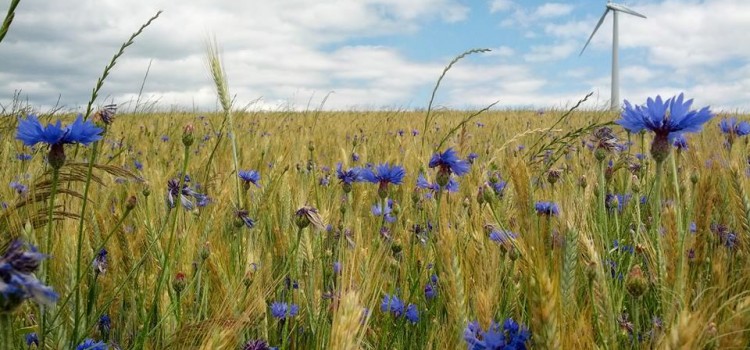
[[139, 142, 191, 348], [671, 153, 687, 309], [72, 128, 105, 345], [40, 166, 60, 348], [652, 160, 666, 314]]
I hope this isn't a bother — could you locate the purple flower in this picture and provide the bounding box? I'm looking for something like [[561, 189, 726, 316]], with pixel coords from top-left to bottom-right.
[[134, 160, 143, 171], [672, 134, 689, 151], [380, 294, 405, 317], [719, 117, 750, 136], [0, 240, 58, 312], [424, 283, 437, 300], [165, 178, 206, 210], [463, 318, 531, 350], [98, 314, 111, 338], [270, 302, 299, 319], [336, 163, 362, 185], [361, 163, 405, 185], [534, 201, 559, 216], [488, 228, 517, 244], [362, 163, 405, 198], [238, 170, 261, 188], [10, 181, 27, 195], [467, 152, 479, 164], [242, 339, 276, 350], [16, 114, 102, 147], [405, 304, 419, 324], [93, 249, 107, 275], [617, 93, 713, 162], [372, 199, 397, 223], [417, 173, 458, 194], [75, 338, 107, 350], [25, 332, 38, 347], [333, 262, 342, 274], [429, 148, 470, 177], [236, 210, 256, 229]]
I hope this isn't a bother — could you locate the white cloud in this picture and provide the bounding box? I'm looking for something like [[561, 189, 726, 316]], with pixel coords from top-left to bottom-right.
[[489, 0, 514, 13], [485, 46, 516, 57], [523, 42, 577, 62], [1, 0, 750, 112], [535, 3, 574, 18], [0, 0, 473, 111]]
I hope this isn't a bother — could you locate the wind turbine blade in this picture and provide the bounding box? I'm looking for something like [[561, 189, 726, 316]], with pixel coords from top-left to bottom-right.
[[580, 8, 610, 56], [607, 3, 646, 18]]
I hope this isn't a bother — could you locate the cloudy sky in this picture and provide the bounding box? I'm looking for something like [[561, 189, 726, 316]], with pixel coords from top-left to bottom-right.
[[0, 0, 748, 112]]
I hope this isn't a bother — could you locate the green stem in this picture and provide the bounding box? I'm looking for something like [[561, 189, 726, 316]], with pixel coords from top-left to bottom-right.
[[1, 314, 12, 350], [653, 161, 666, 315], [40, 166, 60, 348], [138, 143, 190, 348], [671, 154, 687, 308], [72, 129, 105, 344]]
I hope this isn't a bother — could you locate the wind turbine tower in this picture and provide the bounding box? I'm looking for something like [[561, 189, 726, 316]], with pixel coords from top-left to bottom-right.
[[580, 1, 646, 111]]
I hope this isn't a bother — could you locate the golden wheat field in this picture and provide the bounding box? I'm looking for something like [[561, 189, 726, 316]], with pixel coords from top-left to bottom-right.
[[3, 104, 750, 350]]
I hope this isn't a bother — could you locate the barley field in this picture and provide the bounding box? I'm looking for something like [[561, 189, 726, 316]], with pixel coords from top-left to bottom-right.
[[3, 5, 750, 350]]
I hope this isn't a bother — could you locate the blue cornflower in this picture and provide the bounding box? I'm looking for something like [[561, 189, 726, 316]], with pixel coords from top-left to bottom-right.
[[405, 304, 419, 324], [463, 319, 531, 350], [417, 173, 458, 195], [380, 294, 405, 317], [424, 283, 437, 300], [534, 201, 559, 216], [617, 93, 713, 162], [242, 339, 277, 350], [487, 226, 517, 244], [612, 239, 634, 255], [0, 240, 58, 312], [411, 129, 419, 136], [467, 152, 479, 164], [319, 176, 330, 186], [10, 181, 27, 195], [605, 194, 631, 213], [165, 178, 206, 210], [160, 135, 169, 142], [93, 249, 107, 276], [429, 148, 470, 178], [236, 210, 255, 229], [361, 163, 405, 198], [672, 134, 688, 151], [333, 262, 342, 274], [372, 199, 397, 223], [336, 163, 362, 193], [134, 160, 143, 171], [98, 314, 111, 339], [16, 114, 103, 169], [16, 153, 32, 161], [75, 338, 108, 350], [25, 332, 38, 347], [270, 302, 298, 319], [238, 170, 261, 188], [16, 114, 102, 147], [719, 117, 750, 136]]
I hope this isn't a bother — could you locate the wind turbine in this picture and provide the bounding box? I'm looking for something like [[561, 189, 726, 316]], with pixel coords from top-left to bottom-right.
[[580, 1, 646, 111]]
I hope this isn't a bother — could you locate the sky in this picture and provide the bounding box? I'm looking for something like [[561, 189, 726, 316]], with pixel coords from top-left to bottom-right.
[[0, 0, 748, 112]]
